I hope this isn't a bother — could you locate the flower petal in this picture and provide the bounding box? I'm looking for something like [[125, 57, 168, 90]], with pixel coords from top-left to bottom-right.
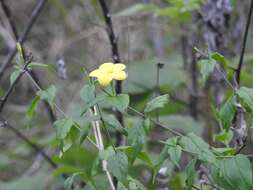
[[113, 64, 126, 71], [89, 69, 101, 77], [99, 63, 114, 72], [97, 74, 113, 86], [113, 71, 127, 80]]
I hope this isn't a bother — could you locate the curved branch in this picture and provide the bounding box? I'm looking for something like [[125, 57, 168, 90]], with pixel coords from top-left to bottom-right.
[[0, 0, 48, 81]]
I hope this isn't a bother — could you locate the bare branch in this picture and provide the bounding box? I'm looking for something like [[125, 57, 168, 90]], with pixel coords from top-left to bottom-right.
[[0, 117, 57, 169], [0, 55, 33, 113], [97, 0, 124, 148], [233, 0, 253, 153], [0, 1, 56, 123], [0, 0, 48, 80], [0, 0, 18, 40], [235, 0, 253, 86]]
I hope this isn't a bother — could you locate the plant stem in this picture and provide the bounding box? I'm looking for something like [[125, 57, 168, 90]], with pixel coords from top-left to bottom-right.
[[96, 105, 117, 152], [127, 106, 183, 136], [0, 0, 56, 122], [235, 0, 253, 86], [0, 58, 32, 113], [97, 0, 124, 149], [25, 71, 67, 118], [89, 108, 116, 190], [233, 0, 253, 153], [0, 0, 19, 40], [0, 0, 48, 80], [0, 118, 56, 168]]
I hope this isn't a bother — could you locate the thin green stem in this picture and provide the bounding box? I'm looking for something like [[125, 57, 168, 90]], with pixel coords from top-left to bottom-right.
[[96, 105, 117, 152], [127, 106, 183, 136]]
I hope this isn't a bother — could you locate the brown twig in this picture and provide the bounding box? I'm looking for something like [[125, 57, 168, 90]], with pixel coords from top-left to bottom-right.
[[0, 0, 56, 123], [181, 33, 189, 70], [0, 117, 57, 169], [233, 0, 253, 153], [97, 0, 124, 149], [0, 56, 33, 113], [127, 106, 183, 137], [235, 0, 253, 86], [0, 0, 48, 80], [189, 44, 198, 120], [29, 71, 56, 122], [155, 63, 163, 122], [0, 0, 19, 40]]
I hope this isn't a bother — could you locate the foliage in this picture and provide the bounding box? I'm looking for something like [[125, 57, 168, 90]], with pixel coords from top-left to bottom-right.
[[1, 0, 253, 190]]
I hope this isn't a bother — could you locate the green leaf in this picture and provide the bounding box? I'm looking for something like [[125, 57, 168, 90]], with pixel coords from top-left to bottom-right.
[[16, 43, 23, 57], [99, 146, 115, 161], [80, 84, 96, 103], [144, 94, 169, 113], [82, 182, 96, 190], [80, 94, 106, 116], [91, 156, 100, 177], [53, 118, 74, 140], [117, 182, 128, 190], [107, 151, 128, 182], [10, 70, 20, 85], [127, 120, 146, 163], [212, 147, 236, 156], [168, 145, 182, 168], [185, 159, 197, 190], [60, 126, 79, 155], [103, 115, 128, 136], [103, 94, 129, 112], [214, 129, 233, 146], [236, 87, 253, 112], [121, 146, 153, 166], [211, 52, 228, 67], [153, 145, 170, 169], [64, 174, 77, 190], [211, 155, 253, 190], [179, 133, 216, 163], [170, 173, 185, 190], [128, 177, 147, 190], [26, 96, 40, 120], [16, 43, 24, 65], [218, 95, 236, 130], [54, 146, 97, 180], [165, 137, 182, 168], [198, 58, 216, 82], [36, 85, 57, 107], [28, 62, 48, 69], [78, 124, 92, 145], [156, 5, 192, 22]]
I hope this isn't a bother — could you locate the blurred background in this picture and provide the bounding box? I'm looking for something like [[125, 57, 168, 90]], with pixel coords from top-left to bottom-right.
[[0, 0, 253, 189]]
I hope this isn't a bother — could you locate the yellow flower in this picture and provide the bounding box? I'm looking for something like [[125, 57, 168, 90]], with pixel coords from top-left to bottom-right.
[[89, 63, 127, 86]]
